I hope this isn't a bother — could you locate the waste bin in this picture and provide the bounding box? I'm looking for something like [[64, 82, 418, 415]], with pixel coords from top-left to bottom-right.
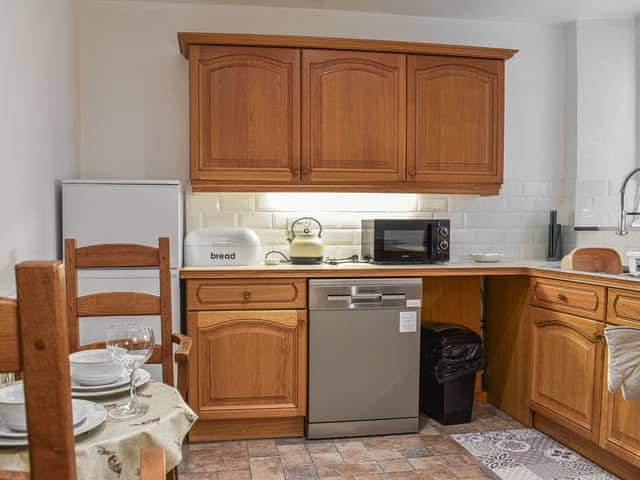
[[420, 322, 484, 425]]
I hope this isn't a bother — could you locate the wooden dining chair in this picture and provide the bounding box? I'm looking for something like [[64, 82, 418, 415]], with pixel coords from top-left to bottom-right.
[[0, 261, 166, 480], [64, 238, 192, 400]]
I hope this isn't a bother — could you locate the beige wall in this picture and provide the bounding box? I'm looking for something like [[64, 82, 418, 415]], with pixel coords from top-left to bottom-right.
[[0, 0, 78, 296], [74, 0, 567, 263], [75, 0, 565, 184]]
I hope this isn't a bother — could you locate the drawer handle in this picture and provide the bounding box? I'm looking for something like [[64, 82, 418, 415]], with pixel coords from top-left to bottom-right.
[[242, 291, 251, 300], [557, 293, 568, 302]]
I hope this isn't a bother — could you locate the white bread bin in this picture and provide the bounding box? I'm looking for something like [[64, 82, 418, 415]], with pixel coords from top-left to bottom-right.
[[184, 228, 261, 266]]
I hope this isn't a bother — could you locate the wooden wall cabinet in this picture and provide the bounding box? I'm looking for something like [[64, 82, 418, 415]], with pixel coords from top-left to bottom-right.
[[407, 55, 503, 194], [529, 306, 604, 443], [189, 45, 301, 186], [302, 50, 406, 183], [181, 33, 517, 193]]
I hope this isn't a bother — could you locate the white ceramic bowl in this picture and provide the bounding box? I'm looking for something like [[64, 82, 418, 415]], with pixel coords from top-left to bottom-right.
[[69, 349, 124, 386], [0, 383, 88, 432], [471, 252, 504, 263]]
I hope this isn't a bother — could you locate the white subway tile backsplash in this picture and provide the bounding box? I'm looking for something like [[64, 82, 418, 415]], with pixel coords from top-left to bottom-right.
[[506, 229, 535, 244], [500, 180, 522, 196], [522, 181, 551, 196], [219, 194, 255, 211], [506, 197, 536, 212], [521, 244, 546, 259], [478, 229, 507, 243], [239, 212, 272, 228], [534, 197, 562, 212], [450, 196, 507, 212], [463, 213, 498, 228], [204, 212, 238, 228], [251, 229, 289, 245], [187, 194, 219, 212], [575, 180, 608, 196], [322, 229, 358, 245], [186, 180, 561, 263], [450, 229, 478, 244], [418, 195, 449, 212]]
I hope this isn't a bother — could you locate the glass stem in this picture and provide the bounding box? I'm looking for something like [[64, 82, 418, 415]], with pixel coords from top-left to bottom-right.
[[127, 368, 139, 411]]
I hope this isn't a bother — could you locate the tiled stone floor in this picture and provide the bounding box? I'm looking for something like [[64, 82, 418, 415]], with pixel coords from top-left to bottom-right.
[[180, 403, 523, 480]]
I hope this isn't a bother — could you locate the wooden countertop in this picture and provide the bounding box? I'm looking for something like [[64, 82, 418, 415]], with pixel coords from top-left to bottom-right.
[[180, 261, 640, 290]]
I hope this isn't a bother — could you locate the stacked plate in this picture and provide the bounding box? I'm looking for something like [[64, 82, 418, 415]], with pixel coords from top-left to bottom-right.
[[71, 369, 151, 398], [0, 383, 108, 447], [69, 348, 151, 398]]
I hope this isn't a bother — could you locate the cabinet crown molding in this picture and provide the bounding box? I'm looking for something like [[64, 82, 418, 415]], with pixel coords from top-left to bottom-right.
[[178, 32, 519, 60]]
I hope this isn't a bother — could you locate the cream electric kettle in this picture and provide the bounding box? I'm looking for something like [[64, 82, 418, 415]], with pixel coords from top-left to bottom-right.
[[287, 217, 324, 264]]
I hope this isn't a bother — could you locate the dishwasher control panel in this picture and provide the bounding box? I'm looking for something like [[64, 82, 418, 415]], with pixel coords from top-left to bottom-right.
[[309, 277, 422, 310]]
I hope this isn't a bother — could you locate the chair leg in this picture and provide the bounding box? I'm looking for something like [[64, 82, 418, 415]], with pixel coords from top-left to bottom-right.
[[167, 467, 178, 480]]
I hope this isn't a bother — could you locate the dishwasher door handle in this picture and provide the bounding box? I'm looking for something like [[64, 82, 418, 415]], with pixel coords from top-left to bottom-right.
[[326, 293, 383, 304], [351, 293, 383, 303]]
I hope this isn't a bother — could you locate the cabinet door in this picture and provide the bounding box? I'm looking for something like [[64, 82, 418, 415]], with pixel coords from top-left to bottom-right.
[[529, 307, 604, 442], [600, 316, 640, 467], [190, 46, 301, 185], [407, 55, 503, 192], [302, 49, 406, 183], [191, 310, 306, 420]]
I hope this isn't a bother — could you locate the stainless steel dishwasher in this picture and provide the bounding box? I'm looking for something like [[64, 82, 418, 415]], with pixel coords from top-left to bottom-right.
[[307, 278, 422, 439]]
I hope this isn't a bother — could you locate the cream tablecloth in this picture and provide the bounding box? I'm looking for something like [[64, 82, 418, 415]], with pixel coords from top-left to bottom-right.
[[0, 382, 197, 479]]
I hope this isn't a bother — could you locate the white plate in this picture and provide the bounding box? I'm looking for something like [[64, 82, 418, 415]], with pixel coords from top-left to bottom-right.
[[72, 370, 130, 392], [471, 252, 504, 263], [0, 400, 90, 438], [71, 369, 151, 399], [0, 400, 106, 447]]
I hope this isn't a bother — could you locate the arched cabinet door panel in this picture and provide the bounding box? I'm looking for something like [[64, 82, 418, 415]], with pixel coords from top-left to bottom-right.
[[190, 45, 301, 184], [528, 307, 604, 443], [408, 55, 504, 189], [302, 49, 406, 183], [192, 310, 307, 420]]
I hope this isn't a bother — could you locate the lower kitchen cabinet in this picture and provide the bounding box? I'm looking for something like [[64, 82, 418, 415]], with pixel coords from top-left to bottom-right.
[[600, 380, 640, 467], [187, 309, 307, 440], [529, 306, 604, 443], [599, 313, 640, 468]]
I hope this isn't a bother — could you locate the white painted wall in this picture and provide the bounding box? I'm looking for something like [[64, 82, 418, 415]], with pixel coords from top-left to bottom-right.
[[571, 19, 637, 227], [0, 0, 78, 296], [75, 0, 565, 261]]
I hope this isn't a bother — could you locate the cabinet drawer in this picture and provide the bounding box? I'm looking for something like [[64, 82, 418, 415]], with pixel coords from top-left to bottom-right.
[[186, 278, 306, 310], [530, 277, 605, 321], [607, 288, 640, 325]]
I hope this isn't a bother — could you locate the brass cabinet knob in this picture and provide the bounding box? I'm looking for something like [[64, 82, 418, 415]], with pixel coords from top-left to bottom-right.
[[242, 291, 251, 300], [557, 293, 568, 302]]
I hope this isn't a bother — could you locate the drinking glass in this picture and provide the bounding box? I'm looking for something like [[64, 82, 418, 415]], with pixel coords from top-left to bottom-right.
[[106, 323, 155, 420]]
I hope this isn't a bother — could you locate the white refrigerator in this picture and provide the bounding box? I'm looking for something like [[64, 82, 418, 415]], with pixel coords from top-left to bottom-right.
[[62, 180, 183, 381]]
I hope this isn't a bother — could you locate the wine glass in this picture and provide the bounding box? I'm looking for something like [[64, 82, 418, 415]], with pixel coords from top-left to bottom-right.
[[106, 323, 155, 420]]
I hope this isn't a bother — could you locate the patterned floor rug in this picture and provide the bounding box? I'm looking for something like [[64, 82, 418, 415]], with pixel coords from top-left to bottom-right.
[[451, 428, 618, 480]]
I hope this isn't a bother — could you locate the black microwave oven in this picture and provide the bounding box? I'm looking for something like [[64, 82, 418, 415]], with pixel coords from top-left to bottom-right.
[[361, 219, 450, 264]]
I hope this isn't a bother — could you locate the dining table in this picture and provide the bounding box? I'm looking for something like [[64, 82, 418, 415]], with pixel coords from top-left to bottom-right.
[[0, 381, 197, 480]]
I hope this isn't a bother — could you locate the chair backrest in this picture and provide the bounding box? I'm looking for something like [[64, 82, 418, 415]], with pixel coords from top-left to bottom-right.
[[0, 261, 77, 479], [64, 238, 174, 387]]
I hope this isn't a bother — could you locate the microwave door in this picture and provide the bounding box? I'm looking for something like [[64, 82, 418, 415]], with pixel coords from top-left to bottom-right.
[[381, 228, 428, 262]]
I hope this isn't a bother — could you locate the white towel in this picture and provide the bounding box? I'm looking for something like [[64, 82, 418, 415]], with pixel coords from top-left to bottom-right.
[[605, 326, 640, 401]]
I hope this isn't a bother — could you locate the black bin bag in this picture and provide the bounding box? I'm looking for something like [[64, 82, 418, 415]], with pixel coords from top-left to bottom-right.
[[420, 322, 484, 425]]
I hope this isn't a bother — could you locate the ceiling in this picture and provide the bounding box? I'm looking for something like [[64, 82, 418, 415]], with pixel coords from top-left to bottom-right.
[[126, 0, 640, 24]]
